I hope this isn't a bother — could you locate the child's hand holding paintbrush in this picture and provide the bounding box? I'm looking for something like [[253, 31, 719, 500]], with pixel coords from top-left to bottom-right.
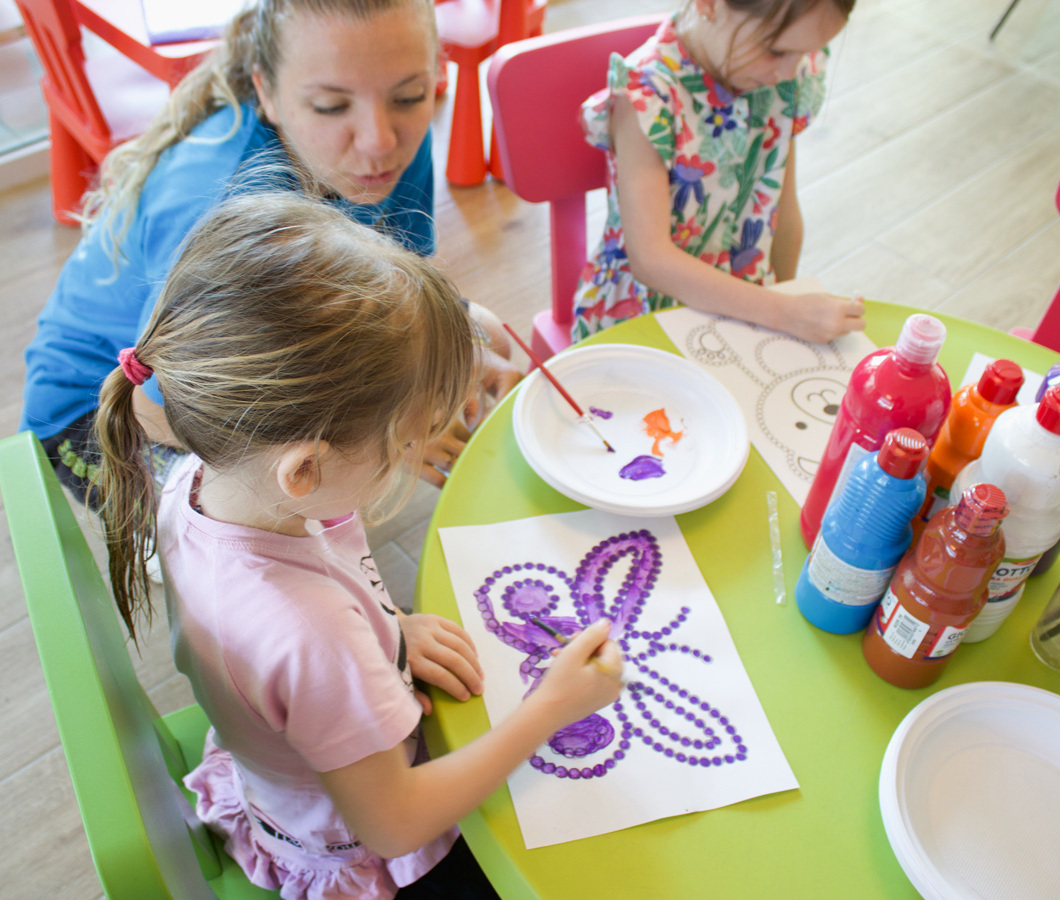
[[530, 616, 625, 681], [518, 618, 624, 733]]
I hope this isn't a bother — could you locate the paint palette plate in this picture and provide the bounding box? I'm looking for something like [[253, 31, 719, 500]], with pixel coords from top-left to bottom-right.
[[879, 682, 1060, 900], [512, 343, 749, 516]]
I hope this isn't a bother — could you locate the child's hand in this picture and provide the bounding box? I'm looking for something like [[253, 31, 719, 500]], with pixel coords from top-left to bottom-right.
[[529, 619, 624, 731], [781, 292, 866, 344], [399, 613, 484, 714], [417, 420, 470, 487], [464, 346, 522, 430]]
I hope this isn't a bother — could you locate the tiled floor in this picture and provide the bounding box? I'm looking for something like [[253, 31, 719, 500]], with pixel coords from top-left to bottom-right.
[[0, 0, 1058, 896]]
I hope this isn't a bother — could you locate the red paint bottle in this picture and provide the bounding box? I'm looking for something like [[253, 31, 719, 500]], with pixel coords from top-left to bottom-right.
[[862, 484, 1008, 689], [800, 314, 951, 548]]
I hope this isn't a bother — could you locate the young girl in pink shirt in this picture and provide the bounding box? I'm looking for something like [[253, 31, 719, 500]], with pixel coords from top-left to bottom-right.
[[93, 191, 623, 899]]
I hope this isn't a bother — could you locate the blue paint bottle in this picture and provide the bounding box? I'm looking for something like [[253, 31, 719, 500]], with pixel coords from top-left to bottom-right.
[[796, 428, 929, 634]]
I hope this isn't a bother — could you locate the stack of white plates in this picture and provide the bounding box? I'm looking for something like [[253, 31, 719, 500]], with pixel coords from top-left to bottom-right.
[[879, 682, 1060, 899], [512, 344, 749, 517]]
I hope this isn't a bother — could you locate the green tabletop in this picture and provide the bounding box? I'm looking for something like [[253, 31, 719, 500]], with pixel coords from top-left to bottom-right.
[[415, 301, 1060, 900]]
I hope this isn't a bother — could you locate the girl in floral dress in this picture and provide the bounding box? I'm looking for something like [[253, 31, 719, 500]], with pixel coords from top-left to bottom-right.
[[572, 0, 866, 344]]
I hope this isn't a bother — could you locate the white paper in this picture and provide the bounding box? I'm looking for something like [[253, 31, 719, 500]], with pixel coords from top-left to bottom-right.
[[439, 508, 798, 849], [959, 352, 1043, 406], [655, 304, 877, 506], [140, 0, 245, 43]]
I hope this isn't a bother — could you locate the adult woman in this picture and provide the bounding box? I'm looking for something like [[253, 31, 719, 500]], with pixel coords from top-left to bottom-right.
[[21, 0, 516, 496]]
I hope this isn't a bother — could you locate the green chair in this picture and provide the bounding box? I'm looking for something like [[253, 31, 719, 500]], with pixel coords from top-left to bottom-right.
[[0, 431, 277, 899]]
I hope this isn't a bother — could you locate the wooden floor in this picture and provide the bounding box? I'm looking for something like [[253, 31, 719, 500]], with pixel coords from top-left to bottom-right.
[[1, 0, 1058, 896]]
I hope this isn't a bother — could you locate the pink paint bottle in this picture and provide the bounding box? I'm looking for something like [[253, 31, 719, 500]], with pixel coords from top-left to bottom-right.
[[800, 314, 951, 548]]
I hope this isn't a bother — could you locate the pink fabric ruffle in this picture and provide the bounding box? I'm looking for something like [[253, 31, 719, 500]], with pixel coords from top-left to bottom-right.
[[186, 735, 401, 900]]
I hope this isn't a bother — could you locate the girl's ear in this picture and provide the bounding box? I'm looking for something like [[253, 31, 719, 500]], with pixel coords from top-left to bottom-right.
[[276, 441, 329, 499], [251, 65, 278, 125]]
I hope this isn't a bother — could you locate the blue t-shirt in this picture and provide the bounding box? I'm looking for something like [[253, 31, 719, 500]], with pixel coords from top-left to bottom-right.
[[20, 103, 435, 437]]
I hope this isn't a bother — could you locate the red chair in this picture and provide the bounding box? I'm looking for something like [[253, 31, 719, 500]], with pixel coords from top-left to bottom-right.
[[486, 14, 662, 360], [1010, 179, 1060, 354], [436, 0, 546, 187], [16, 0, 206, 224]]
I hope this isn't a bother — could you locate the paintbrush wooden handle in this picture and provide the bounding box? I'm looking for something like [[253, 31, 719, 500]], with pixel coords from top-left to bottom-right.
[[503, 324, 585, 416]]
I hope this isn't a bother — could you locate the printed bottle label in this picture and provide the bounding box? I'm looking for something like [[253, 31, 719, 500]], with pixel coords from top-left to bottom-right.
[[876, 588, 930, 659], [987, 554, 1043, 602], [823, 441, 872, 515], [925, 625, 966, 659], [807, 534, 896, 606]]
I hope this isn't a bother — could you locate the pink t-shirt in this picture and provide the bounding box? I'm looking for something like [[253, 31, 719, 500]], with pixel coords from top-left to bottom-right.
[[159, 456, 455, 899]]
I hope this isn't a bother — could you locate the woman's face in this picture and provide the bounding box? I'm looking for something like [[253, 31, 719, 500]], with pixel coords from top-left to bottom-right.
[[254, 6, 438, 204]]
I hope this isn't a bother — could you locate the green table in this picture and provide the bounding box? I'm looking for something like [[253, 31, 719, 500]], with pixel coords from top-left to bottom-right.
[[415, 301, 1060, 900]]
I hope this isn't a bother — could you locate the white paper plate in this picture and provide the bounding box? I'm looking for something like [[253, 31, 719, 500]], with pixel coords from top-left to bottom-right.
[[512, 344, 749, 516], [879, 682, 1060, 900]]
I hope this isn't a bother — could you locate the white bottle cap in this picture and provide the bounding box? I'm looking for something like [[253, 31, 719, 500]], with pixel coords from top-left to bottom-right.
[[895, 314, 946, 366]]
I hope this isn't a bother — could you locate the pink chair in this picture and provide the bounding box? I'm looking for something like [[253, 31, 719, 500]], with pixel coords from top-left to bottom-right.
[[486, 14, 663, 360], [1010, 179, 1060, 354], [436, 0, 547, 187]]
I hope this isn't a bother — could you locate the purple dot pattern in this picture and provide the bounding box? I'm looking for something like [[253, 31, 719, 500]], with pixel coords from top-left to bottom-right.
[[472, 530, 749, 779]]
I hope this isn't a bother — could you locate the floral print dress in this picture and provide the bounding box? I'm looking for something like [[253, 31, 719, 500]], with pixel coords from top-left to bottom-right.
[[571, 16, 830, 341]]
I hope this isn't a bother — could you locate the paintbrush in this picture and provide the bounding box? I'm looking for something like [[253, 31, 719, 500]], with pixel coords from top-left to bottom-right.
[[528, 615, 622, 678], [503, 323, 615, 453]]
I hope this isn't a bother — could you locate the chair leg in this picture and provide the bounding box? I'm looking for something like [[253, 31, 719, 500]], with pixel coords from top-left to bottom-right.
[[47, 112, 95, 226], [445, 61, 488, 187], [487, 124, 505, 182]]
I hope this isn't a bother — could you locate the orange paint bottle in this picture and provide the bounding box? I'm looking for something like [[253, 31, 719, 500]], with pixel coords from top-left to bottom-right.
[[862, 484, 1008, 689], [911, 359, 1023, 544]]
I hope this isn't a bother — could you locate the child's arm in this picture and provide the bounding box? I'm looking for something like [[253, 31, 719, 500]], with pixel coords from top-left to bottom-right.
[[397, 611, 484, 713], [610, 96, 864, 344], [318, 619, 623, 858], [770, 144, 803, 282]]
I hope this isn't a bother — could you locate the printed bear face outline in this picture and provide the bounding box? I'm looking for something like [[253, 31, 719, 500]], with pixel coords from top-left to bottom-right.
[[685, 318, 858, 482]]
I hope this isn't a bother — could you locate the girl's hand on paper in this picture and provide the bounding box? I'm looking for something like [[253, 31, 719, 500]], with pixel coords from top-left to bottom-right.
[[399, 613, 484, 714], [779, 291, 866, 344]]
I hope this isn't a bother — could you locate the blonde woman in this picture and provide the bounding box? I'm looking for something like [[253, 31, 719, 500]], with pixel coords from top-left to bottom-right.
[[21, 0, 516, 501]]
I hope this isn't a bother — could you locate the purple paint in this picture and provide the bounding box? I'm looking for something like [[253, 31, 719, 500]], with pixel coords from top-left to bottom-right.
[[589, 406, 614, 419], [473, 531, 749, 780], [619, 455, 666, 481]]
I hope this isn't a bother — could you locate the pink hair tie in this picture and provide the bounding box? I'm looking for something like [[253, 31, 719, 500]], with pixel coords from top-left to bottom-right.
[[117, 347, 152, 386]]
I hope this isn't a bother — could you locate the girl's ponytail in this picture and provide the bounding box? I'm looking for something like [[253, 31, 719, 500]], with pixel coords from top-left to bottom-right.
[[94, 359, 159, 643]]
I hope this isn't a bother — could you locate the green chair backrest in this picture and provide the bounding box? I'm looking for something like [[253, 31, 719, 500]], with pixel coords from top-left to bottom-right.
[[0, 432, 221, 899]]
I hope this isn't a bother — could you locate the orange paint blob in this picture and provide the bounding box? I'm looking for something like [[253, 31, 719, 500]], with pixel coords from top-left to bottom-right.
[[642, 408, 683, 456]]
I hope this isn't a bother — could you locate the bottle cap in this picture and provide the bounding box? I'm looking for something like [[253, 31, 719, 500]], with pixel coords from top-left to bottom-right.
[[877, 427, 929, 479], [977, 358, 1023, 404], [1036, 385, 1060, 435], [954, 483, 1009, 536], [895, 314, 946, 366]]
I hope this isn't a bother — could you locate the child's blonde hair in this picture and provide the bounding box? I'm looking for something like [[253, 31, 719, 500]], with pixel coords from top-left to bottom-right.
[[81, 0, 438, 236], [94, 190, 474, 641]]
